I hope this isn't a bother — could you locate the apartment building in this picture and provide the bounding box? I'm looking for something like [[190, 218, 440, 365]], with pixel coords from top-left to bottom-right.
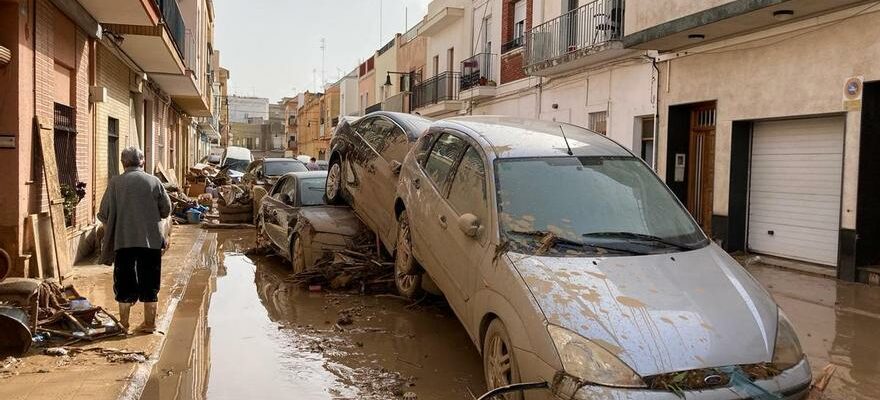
[[280, 96, 299, 151], [411, 0, 471, 118], [0, 0, 220, 275], [358, 56, 377, 114], [295, 92, 324, 158], [337, 69, 359, 118], [621, 0, 880, 281]]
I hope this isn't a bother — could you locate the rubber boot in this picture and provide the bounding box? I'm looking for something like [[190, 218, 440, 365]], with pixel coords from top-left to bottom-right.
[[136, 302, 158, 333], [118, 302, 133, 332]]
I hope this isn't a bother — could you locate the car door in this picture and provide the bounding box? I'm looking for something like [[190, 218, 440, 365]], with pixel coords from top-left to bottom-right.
[[263, 176, 297, 252], [433, 145, 493, 325], [363, 117, 410, 246], [344, 117, 378, 228], [409, 131, 470, 315]]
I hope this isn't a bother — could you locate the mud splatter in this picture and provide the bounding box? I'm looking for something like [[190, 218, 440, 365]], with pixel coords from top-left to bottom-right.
[[616, 295, 647, 308]]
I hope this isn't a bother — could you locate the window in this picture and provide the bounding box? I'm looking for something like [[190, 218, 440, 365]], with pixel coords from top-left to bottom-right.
[[414, 131, 437, 166], [381, 126, 409, 163], [448, 147, 488, 225], [640, 117, 655, 167], [589, 111, 607, 135], [433, 55, 440, 76], [299, 177, 327, 206], [108, 117, 119, 177], [513, 0, 526, 39], [424, 133, 467, 190], [270, 176, 288, 196]]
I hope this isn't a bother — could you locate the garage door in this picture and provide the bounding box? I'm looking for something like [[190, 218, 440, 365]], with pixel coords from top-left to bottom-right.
[[748, 117, 844, 266]]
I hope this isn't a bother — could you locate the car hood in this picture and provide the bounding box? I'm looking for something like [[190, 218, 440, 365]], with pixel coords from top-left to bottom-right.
[[510, 244, 778, 377], [298, 206, 364, 237]]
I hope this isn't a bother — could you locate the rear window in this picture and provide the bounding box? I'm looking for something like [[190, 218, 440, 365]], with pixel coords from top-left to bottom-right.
[[299, 178, 327, 206], [265, 160, 308, 176]]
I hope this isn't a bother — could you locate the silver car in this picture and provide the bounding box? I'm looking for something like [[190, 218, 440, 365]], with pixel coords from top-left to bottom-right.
[[392, 117, 810, 399]]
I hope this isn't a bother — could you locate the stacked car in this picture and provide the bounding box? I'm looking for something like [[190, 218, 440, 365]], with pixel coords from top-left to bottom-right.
[[261, 112, 813, 400]]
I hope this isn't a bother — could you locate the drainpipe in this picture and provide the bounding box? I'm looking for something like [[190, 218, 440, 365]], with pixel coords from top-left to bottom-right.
[[651, 55, 661, 173]]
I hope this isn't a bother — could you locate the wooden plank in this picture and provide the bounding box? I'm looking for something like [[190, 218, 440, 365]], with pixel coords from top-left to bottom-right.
[[26, 215, 44, 279], [36, 116, 72, 280]]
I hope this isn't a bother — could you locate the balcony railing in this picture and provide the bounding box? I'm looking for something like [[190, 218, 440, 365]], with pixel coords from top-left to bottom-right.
[[412, 72, 461, 110], [460, 53, 495, 91], [157, 0, 186, 57], [524, 0, 623, 67], [501, 36, 524, 53]]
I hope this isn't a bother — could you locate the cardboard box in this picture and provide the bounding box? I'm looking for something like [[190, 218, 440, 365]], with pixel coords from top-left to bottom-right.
[[187, 182, 207, 197]]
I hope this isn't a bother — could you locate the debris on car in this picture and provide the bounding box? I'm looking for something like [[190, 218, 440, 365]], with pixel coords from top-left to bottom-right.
[[217, 184, 254, 224]]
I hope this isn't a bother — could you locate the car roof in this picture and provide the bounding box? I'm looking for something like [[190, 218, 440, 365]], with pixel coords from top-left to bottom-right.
[[435, 116, 633, 159], [362, 111, 432, 139], [263, 158, 297, 163], [281, 171, 328, 180]]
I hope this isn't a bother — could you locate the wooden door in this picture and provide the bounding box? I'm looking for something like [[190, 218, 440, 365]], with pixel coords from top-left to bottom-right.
[[687, 103, 716, 233]]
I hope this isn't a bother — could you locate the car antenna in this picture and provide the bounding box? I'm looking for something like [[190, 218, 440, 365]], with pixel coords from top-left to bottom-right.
[[559, 125, 574, 156]]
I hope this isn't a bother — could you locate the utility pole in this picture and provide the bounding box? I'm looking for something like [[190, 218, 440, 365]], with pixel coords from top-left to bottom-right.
[[320, 38, 326, 88]]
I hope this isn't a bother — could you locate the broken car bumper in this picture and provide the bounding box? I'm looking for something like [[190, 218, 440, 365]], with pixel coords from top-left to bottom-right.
[[552, 358, 811, 400]]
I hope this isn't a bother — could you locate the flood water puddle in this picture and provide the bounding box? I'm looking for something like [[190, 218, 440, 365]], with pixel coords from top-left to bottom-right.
[[206, 251, 484, 399]]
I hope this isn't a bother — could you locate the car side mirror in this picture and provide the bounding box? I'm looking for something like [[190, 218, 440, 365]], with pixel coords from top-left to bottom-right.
[[390, 160, 402, 175], [279, 193, 292, 205], [457, 213, 481, 238]]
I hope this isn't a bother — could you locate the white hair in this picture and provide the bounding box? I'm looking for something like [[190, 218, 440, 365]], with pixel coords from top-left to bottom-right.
[[121, 147, 145, 168]]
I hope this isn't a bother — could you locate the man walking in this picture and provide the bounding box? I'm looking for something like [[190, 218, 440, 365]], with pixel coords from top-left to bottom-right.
[[98, 147, 172, 334]]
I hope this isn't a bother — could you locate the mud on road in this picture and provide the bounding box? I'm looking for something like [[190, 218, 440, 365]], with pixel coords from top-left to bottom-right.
[[205, 234, 484, 400]]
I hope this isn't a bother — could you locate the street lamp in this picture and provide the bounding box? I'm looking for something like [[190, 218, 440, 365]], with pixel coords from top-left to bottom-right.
[[384, 71, 412, 90]]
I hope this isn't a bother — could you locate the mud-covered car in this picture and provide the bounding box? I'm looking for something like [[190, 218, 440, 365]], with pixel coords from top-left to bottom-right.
[[258, 171, 367, 273], [324, 111, 431, 251], [243, 158, 309, 191], [392, 117, 811, 399]]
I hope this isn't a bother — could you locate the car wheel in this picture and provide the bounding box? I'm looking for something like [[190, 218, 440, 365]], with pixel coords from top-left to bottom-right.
[[394, 211, 424, 299], [483, 319, 522, 400], [325, 158, 345, 205], [290, 235, 306, 274]]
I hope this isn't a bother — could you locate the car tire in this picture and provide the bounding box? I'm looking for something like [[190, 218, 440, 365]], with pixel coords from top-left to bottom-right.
[[394, 211, 424, 299], [290, 235, 306, 274], [325, 157, 345, 205], [483, 319, 523, 400]]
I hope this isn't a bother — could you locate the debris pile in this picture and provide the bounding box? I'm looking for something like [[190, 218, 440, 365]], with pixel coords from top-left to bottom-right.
[[287, 232, 394, 293], [156, 162, 216, 225], [0, 279, 124, 358], [217, 184, 254, 224]]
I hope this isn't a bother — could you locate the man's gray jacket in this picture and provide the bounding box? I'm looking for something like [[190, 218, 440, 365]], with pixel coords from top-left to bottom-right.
[[98, 167, 172, 264]]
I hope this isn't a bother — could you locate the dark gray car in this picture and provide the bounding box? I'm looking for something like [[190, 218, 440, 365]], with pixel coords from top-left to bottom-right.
[[324, 111, 430, 252]]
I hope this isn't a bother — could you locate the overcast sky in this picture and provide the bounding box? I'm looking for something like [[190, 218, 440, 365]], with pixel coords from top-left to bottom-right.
[[214, 0, 432, 102]]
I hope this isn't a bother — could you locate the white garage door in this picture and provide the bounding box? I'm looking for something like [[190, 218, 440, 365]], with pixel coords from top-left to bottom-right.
[[748, 117, 844, 266]]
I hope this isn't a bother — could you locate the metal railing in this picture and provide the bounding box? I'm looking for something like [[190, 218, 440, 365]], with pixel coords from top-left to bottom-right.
[[156, 0, 186, 57], [460, 53, 495, 91], [524, 0, 623, 67], [501, 36, 524, 53], [412, 72, 461, 110]]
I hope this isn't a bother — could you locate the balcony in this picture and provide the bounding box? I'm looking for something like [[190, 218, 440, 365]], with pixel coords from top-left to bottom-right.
[[459, 53, 497, 101], [412, 72, 462, 117], [103, 0, 186, 75], [77, 0, 160, 26], [524, 0, 629, 77], [501, 36, 524, 54]]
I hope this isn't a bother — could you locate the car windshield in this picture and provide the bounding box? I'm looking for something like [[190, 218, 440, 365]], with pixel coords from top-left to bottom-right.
[[495, 156, 708, 257], [223, 158, 250, 173], [299, 178, 327, 206], [266, 160, 308, 175]]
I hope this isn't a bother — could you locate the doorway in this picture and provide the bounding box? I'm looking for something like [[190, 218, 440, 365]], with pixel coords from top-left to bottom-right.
[[856, 81, 880, 280], [666, 101, 717, 234]]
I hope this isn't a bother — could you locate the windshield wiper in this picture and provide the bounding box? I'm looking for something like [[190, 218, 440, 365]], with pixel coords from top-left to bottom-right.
[[506, 230, 645, 255], [581, 231, 697, 251]]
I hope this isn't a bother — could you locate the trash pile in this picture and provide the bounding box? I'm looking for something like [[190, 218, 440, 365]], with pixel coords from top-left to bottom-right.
[[216, 184, 254, 224], [0, 279, 124, 357], [287, 231, 394, 293], [155, 162, 226, 225]]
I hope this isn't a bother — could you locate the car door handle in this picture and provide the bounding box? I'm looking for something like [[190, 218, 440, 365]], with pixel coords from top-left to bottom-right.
[[412, 178, 420, 189], [438, 215, 447, 229]]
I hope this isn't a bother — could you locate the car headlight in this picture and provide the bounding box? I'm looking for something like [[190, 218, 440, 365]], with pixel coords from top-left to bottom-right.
[[548, 324, 644, 388], [772, 310, 804, 370]]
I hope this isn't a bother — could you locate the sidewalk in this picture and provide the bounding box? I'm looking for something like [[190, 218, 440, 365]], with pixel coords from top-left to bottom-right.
[[746, 262, 880, 400], [0, 225, 215, 400]]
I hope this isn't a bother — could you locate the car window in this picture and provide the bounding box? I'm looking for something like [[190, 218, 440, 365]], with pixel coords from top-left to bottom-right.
[[381, 125, 410, 163], [270, 176, 288, 196], [355, 117, 376, 141], [424, 133, 467, 192], [265, 160, 308, 175], [447, 146, 488, 225], [283, 178, 298, 204], [415, 131, 437, 166], [299, 177, 327, 206], [364, 117, 394, 153]]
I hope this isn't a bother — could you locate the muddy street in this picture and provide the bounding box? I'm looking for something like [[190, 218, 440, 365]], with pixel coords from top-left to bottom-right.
[[205, 234, 484, 400]]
